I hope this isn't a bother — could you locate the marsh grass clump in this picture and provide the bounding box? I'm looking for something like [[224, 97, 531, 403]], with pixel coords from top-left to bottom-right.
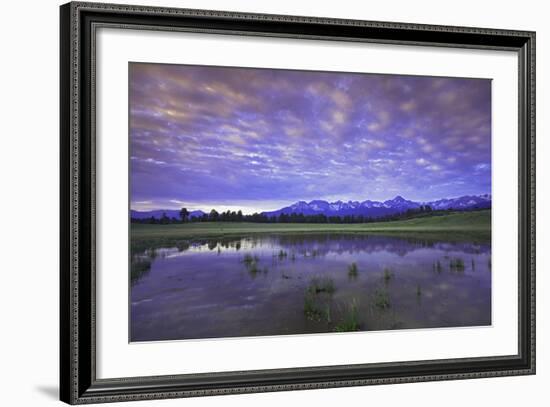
[[334, 300, 360, 332], [248, 265, 269, 277], [248, 262, 260, 276], [278, 250, 288, 260], [374, 289, 391, 309], [415, 284, 423, 305], [243, 253, 259, 266], [303, 292, 320, 320], [130, 258, 151, 285], [450, 258, 465, 272], [325, 304, 332, 324], [348, 262, 359, 279], [243, 253, 263, 276], [304, 277, 336, 321], [383, 268, 393, 283], [307, 277, 335, 295], [304, 292, 329, 321]]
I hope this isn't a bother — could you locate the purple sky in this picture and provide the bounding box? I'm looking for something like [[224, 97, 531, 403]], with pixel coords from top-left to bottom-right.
[[130, 63, 491, 213]]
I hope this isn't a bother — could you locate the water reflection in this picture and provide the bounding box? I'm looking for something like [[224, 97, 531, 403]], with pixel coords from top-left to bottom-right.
[[130, 233, 491, 341]]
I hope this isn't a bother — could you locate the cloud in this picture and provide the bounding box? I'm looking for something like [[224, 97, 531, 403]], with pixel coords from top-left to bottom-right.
[[400, 100, 416, 112], [416, 158, 429, 166], [475, 163, 490, 171], [130, 63, 491, 209], [363, 138, 387, 149], [426, 164, 442, 171], [421, 144, 435, 153]]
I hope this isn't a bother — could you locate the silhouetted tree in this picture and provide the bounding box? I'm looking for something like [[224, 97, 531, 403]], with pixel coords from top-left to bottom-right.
[[179, 207, 189, 222], [209, 209, 219, 221]]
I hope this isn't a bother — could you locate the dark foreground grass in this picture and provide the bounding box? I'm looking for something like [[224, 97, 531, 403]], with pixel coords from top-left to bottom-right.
[[334, 300, 360, 332], [131, 210, 491, 253]]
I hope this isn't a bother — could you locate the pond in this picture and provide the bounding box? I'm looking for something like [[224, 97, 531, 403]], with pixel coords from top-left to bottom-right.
[[130, 233, 491, 341]]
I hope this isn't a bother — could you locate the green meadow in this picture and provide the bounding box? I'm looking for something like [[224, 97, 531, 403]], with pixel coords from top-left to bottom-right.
[[131, 210, 490, 252]]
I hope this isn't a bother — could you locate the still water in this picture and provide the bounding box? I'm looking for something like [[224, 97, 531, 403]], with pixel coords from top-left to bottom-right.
[[130, 234, 491, 341]]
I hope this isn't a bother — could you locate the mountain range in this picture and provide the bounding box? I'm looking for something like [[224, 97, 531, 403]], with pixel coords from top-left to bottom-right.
[[262, 194, 491, 218], [130, 194, 491, 220]]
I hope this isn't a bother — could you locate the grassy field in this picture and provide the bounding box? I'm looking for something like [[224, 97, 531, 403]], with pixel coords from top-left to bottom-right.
[[131, 210, 490, 252]]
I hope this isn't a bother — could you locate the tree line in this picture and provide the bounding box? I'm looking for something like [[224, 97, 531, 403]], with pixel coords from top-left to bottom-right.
[[131, 205, 448, 225]]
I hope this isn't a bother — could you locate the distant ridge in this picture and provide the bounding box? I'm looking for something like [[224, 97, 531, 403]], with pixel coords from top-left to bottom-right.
[[130, 209, 205, 220], [130, 194, 490, 220]]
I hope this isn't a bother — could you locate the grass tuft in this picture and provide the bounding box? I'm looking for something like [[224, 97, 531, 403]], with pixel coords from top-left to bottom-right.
[[374, 289, 391, 309], [304, 292, 321, 320], [304, 292, 329, 321], [348, 262, 359, 279], [243, 253, 264, 277], [307, 277, 335, 295], [450, 257, 465, 272], [325, 304, 332, 324], [334, 300, 360, 332], [248, 262, 259, 276], [130, 258, 151, 285], [304, 277, 336, 321], [383, 268, 393, 283], [243, 253, 259, 266]]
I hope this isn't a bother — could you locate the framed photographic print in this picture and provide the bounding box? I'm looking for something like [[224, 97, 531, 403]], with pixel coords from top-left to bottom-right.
[[60, 1, 536, 404]]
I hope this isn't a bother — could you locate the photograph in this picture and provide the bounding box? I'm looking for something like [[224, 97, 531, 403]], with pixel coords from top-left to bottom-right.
[[129, 63, 492, 342]]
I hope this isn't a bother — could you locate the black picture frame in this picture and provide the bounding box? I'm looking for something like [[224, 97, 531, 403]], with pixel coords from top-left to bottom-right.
[[60, 2, 536, 404]]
